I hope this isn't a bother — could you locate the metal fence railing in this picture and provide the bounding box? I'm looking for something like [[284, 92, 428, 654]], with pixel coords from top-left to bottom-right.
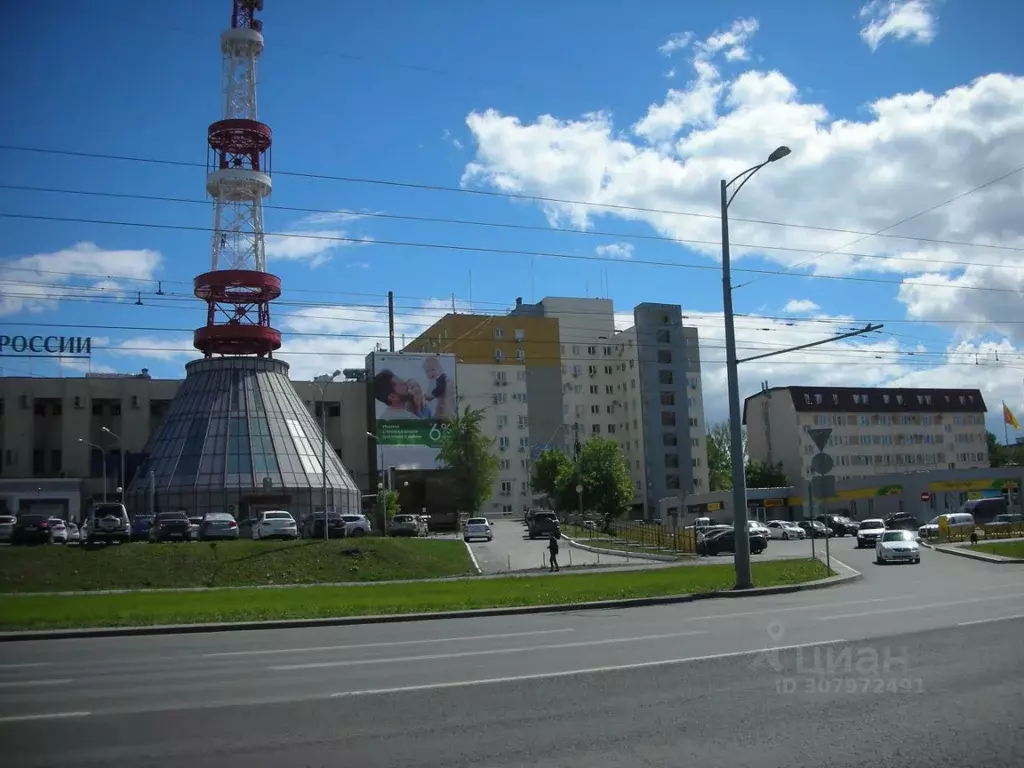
[[927, 522, 1024, 544], [564, 519, 699, 555]]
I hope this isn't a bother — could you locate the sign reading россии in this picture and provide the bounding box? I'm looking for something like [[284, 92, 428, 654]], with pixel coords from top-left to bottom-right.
[[0, 334, 93, 358]]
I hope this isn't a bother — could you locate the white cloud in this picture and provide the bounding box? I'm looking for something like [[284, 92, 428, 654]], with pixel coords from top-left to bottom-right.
[[659, 32, 693, 56], [782, 299, 821, 313], [266, 211, 373, 268], [0, 242, 162, 316], [442, 129, 464, 150], [460, 25, 1024, 285], [106, 335, 194, 362], [595, 242, 634, 259], [860, 1, 937, 51]]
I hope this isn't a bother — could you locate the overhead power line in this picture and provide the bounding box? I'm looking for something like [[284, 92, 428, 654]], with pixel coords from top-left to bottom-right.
[[2, 144, 1020, 252], [2, 211, 1022, 296]]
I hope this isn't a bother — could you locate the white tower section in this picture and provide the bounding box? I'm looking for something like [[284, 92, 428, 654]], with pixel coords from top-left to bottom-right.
[[206, 8, 272, 273]]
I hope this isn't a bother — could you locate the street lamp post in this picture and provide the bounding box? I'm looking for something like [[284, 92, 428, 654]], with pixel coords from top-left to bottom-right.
[[721, 145, 791, 591], [313, 370, 342, 541], [101, 426, 126, 505], [79, 438, 108, 502]]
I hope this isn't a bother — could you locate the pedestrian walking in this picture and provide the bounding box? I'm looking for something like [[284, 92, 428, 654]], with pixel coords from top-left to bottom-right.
[[548, 533, 560, 572]]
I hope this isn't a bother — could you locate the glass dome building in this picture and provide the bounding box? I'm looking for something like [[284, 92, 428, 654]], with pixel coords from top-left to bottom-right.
[[126, 357, 361, 523]]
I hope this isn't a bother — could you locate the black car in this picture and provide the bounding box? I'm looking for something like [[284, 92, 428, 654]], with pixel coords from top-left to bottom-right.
[[883, 512, 919, 532], [798, 520, 833, 539], [816, 514, 858, 537], [149, 511, 192, 542], [698, 529, 768, 556], [303, 512, 347, 538], [528, 512, 561, 539], [11, 514, 53, 545]]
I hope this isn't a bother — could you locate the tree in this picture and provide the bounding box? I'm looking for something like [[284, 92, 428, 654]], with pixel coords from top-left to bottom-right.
[[531, 449, 574, 501], [706, 421, 733, 492], [577, 437, 634, 524], [987, 431, 1024, 467], [436, 406, 500, 513], [745, 460, 789, 488]]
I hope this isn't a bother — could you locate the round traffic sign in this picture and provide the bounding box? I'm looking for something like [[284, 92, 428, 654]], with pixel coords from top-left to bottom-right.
[[920, 492, 931, 502], [575, 484, 583, 494], [810, 452, 834, 476]]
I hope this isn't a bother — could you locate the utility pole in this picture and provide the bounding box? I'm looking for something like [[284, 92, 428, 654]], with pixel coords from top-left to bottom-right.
[[574, 423, 583, 521]]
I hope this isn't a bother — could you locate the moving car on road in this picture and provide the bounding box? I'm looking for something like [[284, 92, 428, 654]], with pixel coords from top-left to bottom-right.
[[464, 517, 493, 542], [883, 512, 919, 532], [876, 529, 921, 564], [85, 503, 132, 545], [856, 518, 886, 548]]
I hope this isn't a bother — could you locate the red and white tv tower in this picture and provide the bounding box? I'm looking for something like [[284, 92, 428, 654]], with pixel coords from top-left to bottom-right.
[[193, 0, 281, 358]]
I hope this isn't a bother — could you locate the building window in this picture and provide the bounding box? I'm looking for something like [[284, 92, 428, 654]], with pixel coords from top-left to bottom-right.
[[589, 385, 598, 394], [658, 370, 674, 386], [604, 365, 613, 375], [657, 350, 672, 364], [660, 391, 675, 406], [32, 449, 45, 476], [592, 424, 601, 435], [656, 329, 671, 343], [663, 433, 678, 447], [515, 349, 525, 361], [587, 346, 597, 355], [665, 453, 679, 468], [666, 473, 680, 489], [605, 385, 614, 394], [500, 480, 513, 494], [514, 329, 525, 341], [661, 411, 676, 427], [591, 405, 600, 414], [607, 424, 616, 434], [588, 365, 598, 376], [494, 327, 504, 338]]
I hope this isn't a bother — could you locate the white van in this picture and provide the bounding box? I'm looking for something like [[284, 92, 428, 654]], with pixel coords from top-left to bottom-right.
[[918, 512, 974, 540]]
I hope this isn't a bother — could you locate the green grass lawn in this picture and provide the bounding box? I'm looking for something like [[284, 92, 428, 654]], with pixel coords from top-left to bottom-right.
[[0, 559, 830, 631], [0, 538, 475, 593], [971, 540, 1024, 559]]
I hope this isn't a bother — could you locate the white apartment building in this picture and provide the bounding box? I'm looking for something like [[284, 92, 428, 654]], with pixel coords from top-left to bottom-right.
[[743, 386, 990, 484]]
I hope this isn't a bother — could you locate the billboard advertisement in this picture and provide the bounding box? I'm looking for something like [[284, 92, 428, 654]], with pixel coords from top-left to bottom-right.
[[368, 352, 458, 470]]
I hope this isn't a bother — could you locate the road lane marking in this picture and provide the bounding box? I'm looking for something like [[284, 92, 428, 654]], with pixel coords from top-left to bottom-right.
[[958, 614, 1024, 627], [0, 663, 50, 670], [0, 711, 90, 724], [204, 629, 576, 658], [271, 630, 708, 671], [679, 595, 911, 623], [329, 638, 846, 698], [0, 679, 73, 689], [817, 593, 1024, 621]]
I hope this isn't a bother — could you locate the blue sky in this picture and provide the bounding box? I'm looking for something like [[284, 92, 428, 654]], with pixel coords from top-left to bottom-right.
[[2, 0, 1023, 433]]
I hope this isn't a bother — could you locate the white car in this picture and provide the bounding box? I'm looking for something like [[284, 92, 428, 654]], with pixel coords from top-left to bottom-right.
[[766, 520, 805, 540], [856, 518, 886, 548], [0, 514, 16, 543], [918, 512, 974, 540], [252, 510, 299, 540], [341, 514, 371, 538], [48, 518, 68, 544], [748, 520, 771, 537], [876, 529, 921, 565], [66, 522, 80, 544], [464, 517, 493, 542]]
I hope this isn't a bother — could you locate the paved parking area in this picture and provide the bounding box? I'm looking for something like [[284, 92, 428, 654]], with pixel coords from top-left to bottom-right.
[[466, 519, 638, 573]]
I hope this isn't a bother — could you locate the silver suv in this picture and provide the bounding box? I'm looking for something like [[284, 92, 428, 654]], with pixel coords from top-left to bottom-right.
[[86, 502, 132, 545]]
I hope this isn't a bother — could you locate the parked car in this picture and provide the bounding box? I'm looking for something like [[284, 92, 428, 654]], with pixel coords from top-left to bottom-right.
[[0, 514, 15, 543], [816, 514, 859, 537], [199, 511, 239, 540], [303, 511, 347, 539], [797, 520, 832, 539], [188, 517, 204, 540], [698, 528, 768, 556], [883, 512, 919, 532], [748, 520, 771, 537], [48, 518, 69, 544], [528, 511, 561, 539], [66, 521, 80, 544], [856, 518, 886, 548], [85, 503, 132, 545], [766, 520, 805, 540], [149, 511, 192, 542], [919, 512, 975, 540], [11, 514, 53, 545], [876, 529, 921, 565], [252, 510, 299, 540], [130, 514, 155, 542], [389, 514, 424, 537], [340, 514, 371, 538], [463, 517, 493, 542]]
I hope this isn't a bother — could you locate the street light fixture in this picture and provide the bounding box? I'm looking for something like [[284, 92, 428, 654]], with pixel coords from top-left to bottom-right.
[[101, 426, 126, 504], [79, 438, 108, 502], [313, 370, 342, 541], [720, 146, 791, 591]]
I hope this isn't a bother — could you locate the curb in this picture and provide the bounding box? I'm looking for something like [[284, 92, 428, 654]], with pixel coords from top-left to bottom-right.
[[923, 541, 1024, 564], [0, 561, 861, 643], [564, 536, 680, 563], [462, 539, 483, 575]]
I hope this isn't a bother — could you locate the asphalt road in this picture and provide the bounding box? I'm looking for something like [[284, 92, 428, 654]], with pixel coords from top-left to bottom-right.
[[468, 519, 637, 573], [2, 544, 1022, 767]]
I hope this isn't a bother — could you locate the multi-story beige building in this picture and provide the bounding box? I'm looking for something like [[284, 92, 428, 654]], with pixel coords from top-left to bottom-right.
[[0, 370, 370, 518], [743, 386, 989, 484]]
